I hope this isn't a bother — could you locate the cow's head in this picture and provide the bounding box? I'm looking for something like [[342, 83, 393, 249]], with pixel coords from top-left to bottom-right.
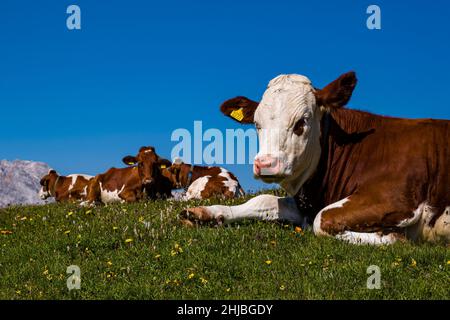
[[220, 72, 357, 195], [39, 170, 58, 199], [163, 158, 187, 189], [122, 146, 169, 187]]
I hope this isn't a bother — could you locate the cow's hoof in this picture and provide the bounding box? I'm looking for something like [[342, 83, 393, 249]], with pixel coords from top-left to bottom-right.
[[178, 207, 215, 226]]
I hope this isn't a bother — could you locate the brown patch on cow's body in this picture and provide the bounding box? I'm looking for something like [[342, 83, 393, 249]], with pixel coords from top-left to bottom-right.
[[300, 108, 450, 236], [40, 171, 92, 202], [85, 167, 144, 203]]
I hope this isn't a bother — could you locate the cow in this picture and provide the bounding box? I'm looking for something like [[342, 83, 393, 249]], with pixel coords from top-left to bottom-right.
[[82, 146, 171, 205], [39, 170, 93, 202], [164, 158, 245, 200], [179, 72, 450, 245]]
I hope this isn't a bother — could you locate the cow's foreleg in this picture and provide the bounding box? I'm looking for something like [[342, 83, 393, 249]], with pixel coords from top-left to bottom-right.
[[180, 194, 305, 226]]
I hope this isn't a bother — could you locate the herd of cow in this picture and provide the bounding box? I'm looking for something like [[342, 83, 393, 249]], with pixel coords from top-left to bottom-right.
[[38, 148, 245, 206], [40, 71, 449, 245]]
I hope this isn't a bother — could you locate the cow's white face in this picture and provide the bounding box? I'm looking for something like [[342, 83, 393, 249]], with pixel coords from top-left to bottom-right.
[[221, 71, 357, 196], [253, 75, 322, 195]]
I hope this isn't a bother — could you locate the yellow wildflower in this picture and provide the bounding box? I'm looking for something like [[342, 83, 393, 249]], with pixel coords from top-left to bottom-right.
[[67, 211, 73, 216], [279, 285, 286, 291], [188, 273, 195, 279], [106, 261, 113, 266], [125, 238, 133, 243], [265, 260, 272, 265], [410, 259, 417, 267], [154, 254, 161, 259], [200, 277, 208, 285]]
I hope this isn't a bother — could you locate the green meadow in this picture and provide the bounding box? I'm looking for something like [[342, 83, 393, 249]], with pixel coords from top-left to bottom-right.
[[0, 191, 449, 300]]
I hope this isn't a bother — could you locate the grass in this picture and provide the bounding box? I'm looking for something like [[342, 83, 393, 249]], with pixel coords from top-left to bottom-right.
[[0, 190, 449, 300]]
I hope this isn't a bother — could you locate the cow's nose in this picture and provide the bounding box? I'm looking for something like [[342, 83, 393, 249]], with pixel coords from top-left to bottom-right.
[[143, 178, 154, 185], [254, 155, 278, 176]]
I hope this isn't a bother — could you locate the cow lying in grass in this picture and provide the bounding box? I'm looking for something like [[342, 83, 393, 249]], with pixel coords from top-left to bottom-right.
[[39, 170, 93, 202], [81, 146, 171, 205], [180, 72, 450, 245], [164, 158, 245, 200]]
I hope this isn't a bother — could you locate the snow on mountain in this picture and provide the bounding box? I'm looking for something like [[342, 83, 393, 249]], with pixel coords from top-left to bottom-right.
[[0, 159, 54, 208]]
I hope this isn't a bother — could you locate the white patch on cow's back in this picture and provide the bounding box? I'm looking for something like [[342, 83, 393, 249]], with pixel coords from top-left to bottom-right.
[[219, 168, 239, 195], [67, 174, 93, 191], [185, 176, 211, 200], [99, 182, 125, 203], [313, 197, 350, 236]]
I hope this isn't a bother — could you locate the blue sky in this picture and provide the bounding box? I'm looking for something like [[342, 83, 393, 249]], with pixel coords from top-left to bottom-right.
[[1, 0, 449, 191]]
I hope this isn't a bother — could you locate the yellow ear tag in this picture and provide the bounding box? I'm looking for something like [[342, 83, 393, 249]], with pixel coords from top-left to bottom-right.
[[128, 162, 135, 165], [230, 108, 244, 122], [160, 165, 167, 169]]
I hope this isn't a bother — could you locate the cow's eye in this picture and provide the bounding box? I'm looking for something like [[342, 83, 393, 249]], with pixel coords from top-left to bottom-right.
[[293, 118, 306, 136]]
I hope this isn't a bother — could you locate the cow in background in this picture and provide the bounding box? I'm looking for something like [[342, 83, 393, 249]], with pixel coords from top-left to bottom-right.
[[39, 170, 93, 202], [165, 158, 245, 200], [82, 146, 170, 205]]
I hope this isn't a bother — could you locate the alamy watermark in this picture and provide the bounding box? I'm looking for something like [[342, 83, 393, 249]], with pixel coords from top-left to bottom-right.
[[367, 5, 381, 30], [67, 265, 81, 291], [366, 265, 381, 289], [172, 121, 267, 165], [66, 5, 81, 30]]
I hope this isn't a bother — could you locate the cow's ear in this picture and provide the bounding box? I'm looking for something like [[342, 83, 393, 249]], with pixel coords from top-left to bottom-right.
[[157, 157, 172, 169], [220, 96, 259, 124], [315, 71, 357, 109], [122, 156, 137, 166]]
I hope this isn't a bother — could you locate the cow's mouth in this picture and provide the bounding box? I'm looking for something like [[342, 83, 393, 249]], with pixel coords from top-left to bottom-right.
[[254, 175, 284, 184]]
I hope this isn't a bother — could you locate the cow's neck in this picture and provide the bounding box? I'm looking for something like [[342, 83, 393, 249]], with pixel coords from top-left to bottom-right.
[[180, 164, 195, 188], [296, 108, 382, 217], [50, 175, 62, 197]]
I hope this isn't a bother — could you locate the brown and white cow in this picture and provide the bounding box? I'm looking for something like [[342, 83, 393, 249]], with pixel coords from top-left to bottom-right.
[[82, 146, 170, 205], [164, 158, 245, 200], [39, 170, 93, 202], [180, 72, 450, 245]]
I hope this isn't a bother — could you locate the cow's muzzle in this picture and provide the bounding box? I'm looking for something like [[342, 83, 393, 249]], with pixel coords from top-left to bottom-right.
[[253, 155, 281, 177]]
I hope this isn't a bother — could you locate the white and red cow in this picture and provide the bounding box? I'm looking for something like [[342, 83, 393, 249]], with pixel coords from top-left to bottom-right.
[[164, 158, 245, 200], [82, 146, 171, 205], [180, 72, 450, 245], [39, 170, 93, 202]]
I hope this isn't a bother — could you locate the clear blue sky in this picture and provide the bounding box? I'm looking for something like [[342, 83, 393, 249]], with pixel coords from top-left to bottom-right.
[[1, 0, 449, 192]]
